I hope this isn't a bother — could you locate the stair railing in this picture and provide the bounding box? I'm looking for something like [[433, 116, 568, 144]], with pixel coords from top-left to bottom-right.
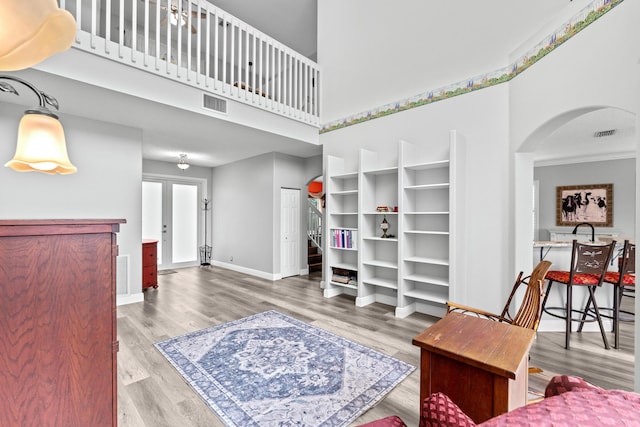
[[307, 198, 322, 251]]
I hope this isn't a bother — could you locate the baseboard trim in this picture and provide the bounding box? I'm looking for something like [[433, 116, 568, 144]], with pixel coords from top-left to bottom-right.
[[117, 292, 144, 306], [212, 260, 277, 281]]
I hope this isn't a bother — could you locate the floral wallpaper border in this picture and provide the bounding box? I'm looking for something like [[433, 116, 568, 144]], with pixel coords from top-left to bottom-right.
[[320, 0, 624, 134]]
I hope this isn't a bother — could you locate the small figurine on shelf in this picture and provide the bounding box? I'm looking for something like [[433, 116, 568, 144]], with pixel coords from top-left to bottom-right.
[[380, 215, 390, 238]]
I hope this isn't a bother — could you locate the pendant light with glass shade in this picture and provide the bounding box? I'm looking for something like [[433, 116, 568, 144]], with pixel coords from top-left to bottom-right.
[[0, 0, 77, 174], [0, 75, 76, 174], [0, 0, 76, 71], [177, 154, 190, 170]]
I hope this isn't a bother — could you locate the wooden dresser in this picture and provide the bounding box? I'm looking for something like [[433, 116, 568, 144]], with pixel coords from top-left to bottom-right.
[[142, 239, 158, 290], [0, 219, 125, 427]]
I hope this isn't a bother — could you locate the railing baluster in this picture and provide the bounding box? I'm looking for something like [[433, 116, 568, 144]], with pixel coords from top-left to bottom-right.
[[244, 28, 250, 100], [143, 0, 149, 67], [165, 0, 171, 74], [187, 0, 192, 80], [213, 12, 219, 90], [205, 9, 211, 87], [296, 58, 300, 116], [118, 0, 124, 58], [304, 63, 309, 120], [266, 41, 271, 105], [258, 39, 266, 105], [252, 32, 257, 102], [65, 2, 320, 125], [237, 24, 243, 96], [288, 54, 292, 113], [314, 68, 319, 117], [105, 0, 111, 54], [155, 0, 160, 70], [75, 0, 81, 43], [230, 19, 235, 93], [176, 0, 182, 77], [131, 0, 137, 63], [222, 16, 227, 91], [278, 47, 283, 111], [90, 0, 97, 49], [196, 2, 202, 84]]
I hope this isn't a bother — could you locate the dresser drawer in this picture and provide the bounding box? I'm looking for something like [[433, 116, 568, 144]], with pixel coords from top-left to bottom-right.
[[142, 240, 158, 289], [143, 244, 157, 267], [143, 265, 157, 289]]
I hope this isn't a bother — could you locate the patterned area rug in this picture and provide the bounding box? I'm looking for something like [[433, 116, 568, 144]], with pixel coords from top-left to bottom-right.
[[155, 310, 414, 427]]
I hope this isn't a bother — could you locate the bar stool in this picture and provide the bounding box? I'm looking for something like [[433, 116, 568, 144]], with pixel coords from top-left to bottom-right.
[[541, 239, 616, 349], [580, 240, 635, 349]]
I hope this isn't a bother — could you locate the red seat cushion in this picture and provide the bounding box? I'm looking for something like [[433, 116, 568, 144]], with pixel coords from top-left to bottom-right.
[[544, 375, 601, 397], [603, 271, 636, 286], [480, 389, 640, 426], [420, 392, 476, 427], [546, 270, 602, 285]]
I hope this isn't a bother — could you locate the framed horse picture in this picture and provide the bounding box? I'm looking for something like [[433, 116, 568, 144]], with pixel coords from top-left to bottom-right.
[[556, 183, 613, 227]]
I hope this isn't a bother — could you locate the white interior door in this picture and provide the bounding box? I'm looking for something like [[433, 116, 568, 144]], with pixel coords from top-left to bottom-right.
[[281, 188, 301, 278], [142, 177, 203, 269]]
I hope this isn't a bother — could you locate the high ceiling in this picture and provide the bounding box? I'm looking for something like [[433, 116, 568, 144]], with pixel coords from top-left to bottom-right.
[[22, 1, 636, 168]]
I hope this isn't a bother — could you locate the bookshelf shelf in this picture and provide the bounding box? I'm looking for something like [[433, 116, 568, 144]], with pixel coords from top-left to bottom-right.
[[323, 134, 462, 318]]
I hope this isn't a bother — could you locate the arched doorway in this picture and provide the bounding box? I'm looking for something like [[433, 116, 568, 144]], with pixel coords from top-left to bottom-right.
[[515, 106, 636, 282], [513, 106, 636, 388], [306, 175, 324, 274]]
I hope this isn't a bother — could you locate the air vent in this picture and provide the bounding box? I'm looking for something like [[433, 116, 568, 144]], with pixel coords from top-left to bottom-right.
[[203, 94, 227, 113], [594, 129, 616, 138]]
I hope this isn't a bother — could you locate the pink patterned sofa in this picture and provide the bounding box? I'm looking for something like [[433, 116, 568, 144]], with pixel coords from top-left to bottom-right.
[[359, 376, 640, 427]]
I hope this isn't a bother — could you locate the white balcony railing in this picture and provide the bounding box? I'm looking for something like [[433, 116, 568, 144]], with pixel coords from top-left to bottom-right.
[[59, 0, 320, 126]]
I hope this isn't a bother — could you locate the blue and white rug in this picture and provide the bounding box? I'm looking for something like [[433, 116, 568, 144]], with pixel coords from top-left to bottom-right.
[[154, 310, 414, 427]]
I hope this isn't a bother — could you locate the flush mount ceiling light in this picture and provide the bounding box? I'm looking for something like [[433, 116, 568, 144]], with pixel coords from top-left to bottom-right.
[[0, 0, 76, 71], [1, 74, 76, 174], [177, 153, 190, 170]]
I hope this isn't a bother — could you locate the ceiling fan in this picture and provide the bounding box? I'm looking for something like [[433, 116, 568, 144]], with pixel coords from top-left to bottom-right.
[[144, 0, 207, 34]]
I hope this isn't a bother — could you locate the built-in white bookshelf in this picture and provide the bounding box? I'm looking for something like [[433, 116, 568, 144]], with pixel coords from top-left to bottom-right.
[[357, 150, 399, 308], [323, 132, 464, 318], [324, 156, 359, 297]]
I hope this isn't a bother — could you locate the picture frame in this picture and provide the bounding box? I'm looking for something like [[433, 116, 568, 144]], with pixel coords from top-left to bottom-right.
[[556, 183, 613, 227]]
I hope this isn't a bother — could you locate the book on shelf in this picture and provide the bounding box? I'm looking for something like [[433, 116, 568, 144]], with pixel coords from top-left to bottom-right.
[[330, 228, 358, 249], [331, 267, 357, 285]]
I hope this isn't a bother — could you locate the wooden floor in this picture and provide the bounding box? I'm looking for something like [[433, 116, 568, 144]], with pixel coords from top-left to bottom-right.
[[117, 266, 635, 426]]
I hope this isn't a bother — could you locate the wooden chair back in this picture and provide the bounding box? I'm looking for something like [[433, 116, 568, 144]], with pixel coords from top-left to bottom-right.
[[510, 260, 552, 330]]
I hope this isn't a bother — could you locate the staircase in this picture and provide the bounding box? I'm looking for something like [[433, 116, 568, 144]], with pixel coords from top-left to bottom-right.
[[307, 197, 323, 273], [308, 239, 323, 272]]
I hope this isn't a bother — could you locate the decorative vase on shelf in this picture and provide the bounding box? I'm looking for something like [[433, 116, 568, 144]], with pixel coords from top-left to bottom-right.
[[380, 215, 389, 238]]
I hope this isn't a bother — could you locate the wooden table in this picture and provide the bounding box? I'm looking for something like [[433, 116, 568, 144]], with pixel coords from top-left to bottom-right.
[[412, 312, 536, 423]]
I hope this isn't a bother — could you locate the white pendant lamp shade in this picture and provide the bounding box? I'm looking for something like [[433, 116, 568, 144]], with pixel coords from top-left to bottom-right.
[[0, 0, 76, 71], [5, 111, 77, 174]]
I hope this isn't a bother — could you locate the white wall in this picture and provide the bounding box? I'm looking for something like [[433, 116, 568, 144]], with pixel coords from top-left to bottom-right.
[[212, 153, 274, 276], [510, 0, 639, 152], [507, 1, 639, 361], [319, 0, 639, 389], [535, 159, 636, 240], [211, 152, 322, 279], [0, 103, 143, 303], [320, 86, 513, 313], [317, 0, 585, 124]]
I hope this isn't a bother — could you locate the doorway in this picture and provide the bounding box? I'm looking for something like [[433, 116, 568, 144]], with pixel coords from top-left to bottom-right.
[[142, 176, 206, 270], [281, 187, 301, 278]]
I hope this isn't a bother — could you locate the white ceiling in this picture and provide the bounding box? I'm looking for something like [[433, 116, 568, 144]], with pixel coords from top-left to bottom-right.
[[535, 108, 636, 165], [210, 0, 317, 60], [17, 1, 636, 168]]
